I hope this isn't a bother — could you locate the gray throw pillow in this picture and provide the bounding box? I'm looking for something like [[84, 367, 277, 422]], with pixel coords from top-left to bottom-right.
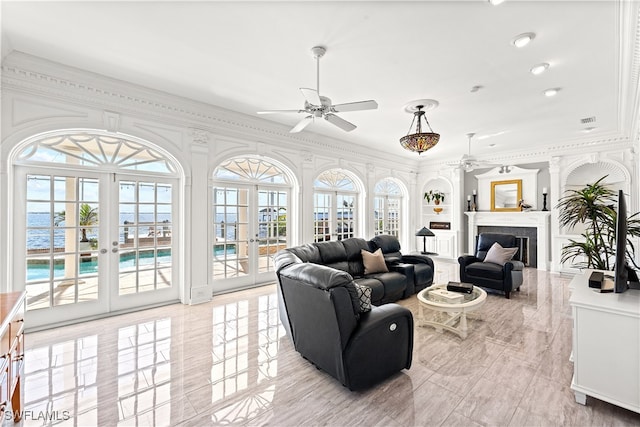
[[483, 242, 518, 266], [361, 248, 389, 274]]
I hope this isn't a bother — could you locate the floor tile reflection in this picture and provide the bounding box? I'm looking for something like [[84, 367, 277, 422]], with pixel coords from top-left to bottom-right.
[[21, 260, 640, 426]]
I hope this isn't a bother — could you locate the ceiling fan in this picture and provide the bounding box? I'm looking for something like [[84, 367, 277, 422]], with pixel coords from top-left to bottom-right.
[[449, 133, 500, 171], [257, 46, 378, 133]]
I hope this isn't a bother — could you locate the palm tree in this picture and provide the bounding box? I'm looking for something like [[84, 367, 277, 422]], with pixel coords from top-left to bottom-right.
[[54, 203, 99, 242], [557, 176, 640, 269]]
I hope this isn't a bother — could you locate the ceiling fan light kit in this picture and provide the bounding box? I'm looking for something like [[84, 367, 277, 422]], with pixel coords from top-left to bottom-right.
[[448, 132, 500, 171], [257, 46, 378, 134], [399, 101, 441, 155]]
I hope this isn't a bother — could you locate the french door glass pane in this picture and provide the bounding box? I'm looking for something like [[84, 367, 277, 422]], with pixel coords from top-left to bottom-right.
[[213, 186, 249, 279], [313, 193, 331, 242], [336, 194, 355, 241], [387, 197, 400, 237], [119, 180, 173, 295], [374, 197, 384, 235], [257, 189, 287, 274], [25, 174, 99, 310]]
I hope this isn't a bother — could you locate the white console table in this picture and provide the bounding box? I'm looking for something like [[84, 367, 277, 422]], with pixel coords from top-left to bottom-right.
[[569, 270, 640, 413]]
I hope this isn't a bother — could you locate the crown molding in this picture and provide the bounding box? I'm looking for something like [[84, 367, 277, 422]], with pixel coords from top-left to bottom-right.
[[1, 51, 415, 169], [620, 0, 640, 142]]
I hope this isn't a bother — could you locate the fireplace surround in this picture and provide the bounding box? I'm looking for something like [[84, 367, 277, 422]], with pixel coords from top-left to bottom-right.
[[465, 211, 551, 270]]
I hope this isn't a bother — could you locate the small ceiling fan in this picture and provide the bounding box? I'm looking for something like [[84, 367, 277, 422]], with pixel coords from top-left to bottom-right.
[[257, 46, 378, 133], [449, 133, 500, 171]]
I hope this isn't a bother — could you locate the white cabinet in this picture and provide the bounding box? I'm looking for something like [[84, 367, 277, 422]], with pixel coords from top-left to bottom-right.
[[569, 271, 640, 413], [420, 231, 457, 259]]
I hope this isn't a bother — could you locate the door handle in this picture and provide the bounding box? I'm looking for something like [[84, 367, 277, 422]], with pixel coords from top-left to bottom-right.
[[100, 249, 107, 254], [111, 248, 118, 253]]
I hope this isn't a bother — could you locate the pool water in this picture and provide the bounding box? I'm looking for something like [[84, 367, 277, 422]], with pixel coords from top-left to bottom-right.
[[28, 244, 238, 281], [27, 249, 172, 281]]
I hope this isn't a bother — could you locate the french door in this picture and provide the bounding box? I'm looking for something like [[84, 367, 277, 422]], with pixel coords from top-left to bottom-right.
[[212, 184, 288, 292], [15, 166, 178, 328], [112, 174, 178, 312], [313, 191, 356, 242]]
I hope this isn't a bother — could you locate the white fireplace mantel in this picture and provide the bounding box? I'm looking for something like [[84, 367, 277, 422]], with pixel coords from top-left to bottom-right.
[[465, 211, 551, 270]]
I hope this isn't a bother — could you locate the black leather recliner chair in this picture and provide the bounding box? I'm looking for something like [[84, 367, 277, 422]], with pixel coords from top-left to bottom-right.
[[458, 232, 524, 299], [370, 234, 435, 297], [274, 250, 414, 391]]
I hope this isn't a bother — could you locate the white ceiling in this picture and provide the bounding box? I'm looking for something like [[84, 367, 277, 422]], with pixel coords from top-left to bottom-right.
[[2, 0, 638, 162]]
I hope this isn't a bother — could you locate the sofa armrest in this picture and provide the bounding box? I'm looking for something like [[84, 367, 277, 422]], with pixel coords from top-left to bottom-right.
[[503, 260, 525, 292], [343, 303, 413, 390], [389, 263, 415, 297], [401, 254, 434, 269], [458, 254, 480, 268], [504, 260, 525, 272]]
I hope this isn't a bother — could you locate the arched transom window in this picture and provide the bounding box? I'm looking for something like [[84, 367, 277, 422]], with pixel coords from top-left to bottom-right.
[[17, 133, 177, 174], [214, 157, 289, 183]]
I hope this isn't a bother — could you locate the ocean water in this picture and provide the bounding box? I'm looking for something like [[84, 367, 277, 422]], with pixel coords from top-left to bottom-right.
[[27, 212, 174, 250], [27, 213, 238, 250]]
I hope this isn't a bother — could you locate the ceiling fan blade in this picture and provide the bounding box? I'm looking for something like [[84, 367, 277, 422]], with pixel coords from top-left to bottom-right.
[[257, 109, 303, 114], [332, 100, 378, 112], [300, 88, 322, 106], [324, 113, 356, 132], [290, 116, 313, 133]]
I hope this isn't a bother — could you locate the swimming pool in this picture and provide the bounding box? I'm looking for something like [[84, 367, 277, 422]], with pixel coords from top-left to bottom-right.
[[27, 243, 239, 281], [27, 249, 172, 281]]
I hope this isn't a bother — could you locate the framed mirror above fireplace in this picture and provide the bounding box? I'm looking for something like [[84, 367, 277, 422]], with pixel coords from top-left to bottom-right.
[[491, 179, 522, 212]]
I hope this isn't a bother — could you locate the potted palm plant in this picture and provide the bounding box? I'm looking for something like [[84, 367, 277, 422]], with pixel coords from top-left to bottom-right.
[[424, 190, 445, 205], [557, 176, 640, 270]]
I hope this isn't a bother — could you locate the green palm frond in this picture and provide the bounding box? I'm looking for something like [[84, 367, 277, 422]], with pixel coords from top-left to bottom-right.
[[557, 176, 640, 270]]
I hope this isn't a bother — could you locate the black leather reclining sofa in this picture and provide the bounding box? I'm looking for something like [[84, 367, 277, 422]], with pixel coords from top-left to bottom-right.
[[273, 235, 433, 390], [276, 235, 434, 306]]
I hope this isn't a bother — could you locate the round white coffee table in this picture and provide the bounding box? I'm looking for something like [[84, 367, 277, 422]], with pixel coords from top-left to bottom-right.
[[417, 283, 487, 339]]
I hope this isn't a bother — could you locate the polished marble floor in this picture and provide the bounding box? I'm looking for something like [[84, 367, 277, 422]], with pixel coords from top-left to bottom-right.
[[20, 260, 640, 426]]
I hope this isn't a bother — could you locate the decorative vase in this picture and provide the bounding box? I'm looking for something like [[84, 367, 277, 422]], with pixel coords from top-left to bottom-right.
[[434, 199, 441, 205]]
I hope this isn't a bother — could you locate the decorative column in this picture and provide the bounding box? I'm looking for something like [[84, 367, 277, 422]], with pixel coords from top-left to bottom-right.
[[549, 156, 561, 272], [300, 151, 315, 244], [188, 128, 211, 303]]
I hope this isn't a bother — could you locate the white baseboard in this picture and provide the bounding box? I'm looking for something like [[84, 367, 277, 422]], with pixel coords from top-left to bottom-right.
[[190, 285, 212, 304]]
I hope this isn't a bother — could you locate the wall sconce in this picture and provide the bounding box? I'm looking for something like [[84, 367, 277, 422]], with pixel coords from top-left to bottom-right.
[[498, 165, 512, 174]]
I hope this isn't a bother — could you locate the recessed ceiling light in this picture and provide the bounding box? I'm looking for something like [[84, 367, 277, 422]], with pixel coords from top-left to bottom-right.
[[530, 63, 550, 75], [511, 32, 536, 48], [488, 0, 506, 5], [544, 88, 561, 97]]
